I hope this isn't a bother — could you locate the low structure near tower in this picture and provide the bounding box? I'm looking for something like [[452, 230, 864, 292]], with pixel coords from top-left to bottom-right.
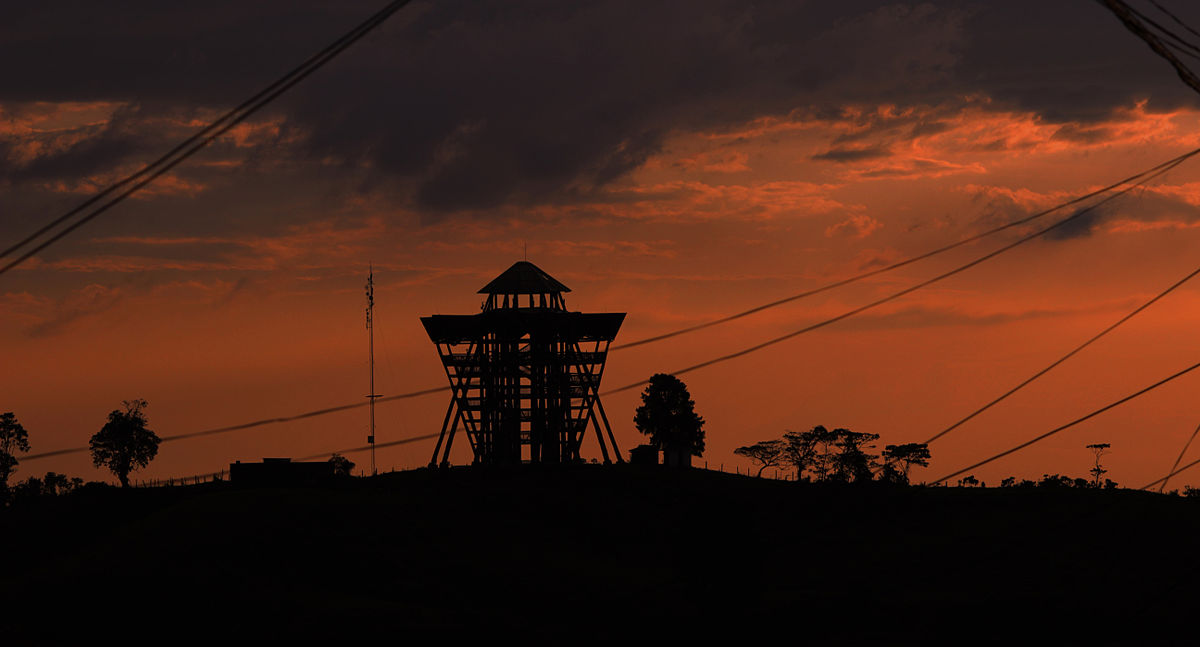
[[421, 261, 625, 466]]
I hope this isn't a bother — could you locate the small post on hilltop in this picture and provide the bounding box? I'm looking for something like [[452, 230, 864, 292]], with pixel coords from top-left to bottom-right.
[[366, 265, 380, 476]]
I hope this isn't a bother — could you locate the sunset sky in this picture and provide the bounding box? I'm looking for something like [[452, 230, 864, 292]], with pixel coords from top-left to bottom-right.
[[6, 0, 1200, 488]]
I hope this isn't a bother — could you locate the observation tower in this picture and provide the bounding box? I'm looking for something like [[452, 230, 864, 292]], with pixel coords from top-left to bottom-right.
[[421, 261, 625, 466]]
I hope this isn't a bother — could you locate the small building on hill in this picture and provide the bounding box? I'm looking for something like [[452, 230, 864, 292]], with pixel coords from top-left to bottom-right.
[[629, 444, 659, 465], [663, 446, 692, 468], [629, 444, 693, 467]]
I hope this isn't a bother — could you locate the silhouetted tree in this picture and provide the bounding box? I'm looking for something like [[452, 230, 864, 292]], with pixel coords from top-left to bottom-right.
[[329, 453, 355, 477], [831, 429, 879, 483], [42, 472, 82, 495], [734, 440, 786, 477], [959, 475, 980, 487], [880, 443, 932, 485], [796, 425, 840, 481], [0, 411, 30, 494], [11, 472, 83, 501], [781, 429, 818, 480], [11, 475, 43, 503], [1086, 443, 1111, 487], [877, 463, 902, 484], [633, 374, 705, 462], [89, 400, 160, 487], [783, 426, 878, 482]]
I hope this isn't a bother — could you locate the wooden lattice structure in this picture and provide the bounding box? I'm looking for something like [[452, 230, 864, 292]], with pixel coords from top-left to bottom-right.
[[421, 261, 625, 466]]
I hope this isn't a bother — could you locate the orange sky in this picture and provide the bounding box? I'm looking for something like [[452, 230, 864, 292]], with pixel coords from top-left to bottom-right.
[[6, 1, 1200, 489]]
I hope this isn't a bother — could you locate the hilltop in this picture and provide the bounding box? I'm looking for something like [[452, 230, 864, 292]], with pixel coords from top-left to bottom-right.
[[1, 465, 1195, 644]]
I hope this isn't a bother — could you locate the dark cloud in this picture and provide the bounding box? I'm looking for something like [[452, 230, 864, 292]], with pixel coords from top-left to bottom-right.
[[1044, 206, 1106, 241], [812, 145, 893, 163], [0, 1, 370, 104], [963, 184, 1200, 245], [294, 0, 972, 212], [2, 104, 163, 181], [1105, 188, 1200, 228], [25, 283, 123, 338], [909, 120, 953, 138], [964, 184, 1025, 226], [962, 185, 1111, 243], [1050, 123, 1118, 145], [3, 0, 1199, 217], [950, 2, 1200, 123], [857, 158, 970, 178]]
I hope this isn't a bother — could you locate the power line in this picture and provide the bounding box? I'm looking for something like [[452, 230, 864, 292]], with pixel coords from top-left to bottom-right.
[[932, 359, 1200, 484], [23, 151, 1195, 461], [923, 262, 1200, 445], [19, 386, 447, 462], [1100, 0, 1200, 96], [1149, 0, 1200, 41], [17, 150, 1199, 464], [0, 0, 414, 277], [296, 433, 439, 461], [0, 1, 409, 263], [1097, 0, 1200, 493], [16, 0, 1200, 478], [1154, 419, 1200, 492], [601, 151, 1198, 396], [151, 432, 442, 485], [1123, 2, 1200, 60], [610, 148, 1200, 352], [1143, 452, 1200, 490]]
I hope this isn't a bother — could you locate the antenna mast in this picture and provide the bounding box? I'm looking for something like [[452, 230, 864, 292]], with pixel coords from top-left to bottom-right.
[[365, 265, 379, 476]]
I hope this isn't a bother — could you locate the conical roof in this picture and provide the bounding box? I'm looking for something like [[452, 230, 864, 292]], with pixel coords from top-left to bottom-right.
[[478, 261, 571, 294]]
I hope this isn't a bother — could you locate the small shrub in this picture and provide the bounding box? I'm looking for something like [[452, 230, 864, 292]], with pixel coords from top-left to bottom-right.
[[1038, 474, 1073, 489]]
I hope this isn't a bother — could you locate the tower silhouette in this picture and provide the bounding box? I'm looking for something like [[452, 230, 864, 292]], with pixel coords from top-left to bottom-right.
[[422, 261, 625, 466]]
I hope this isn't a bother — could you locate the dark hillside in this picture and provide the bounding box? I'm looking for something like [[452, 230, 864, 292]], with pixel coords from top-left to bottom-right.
[[1, 466, 1195, 644]]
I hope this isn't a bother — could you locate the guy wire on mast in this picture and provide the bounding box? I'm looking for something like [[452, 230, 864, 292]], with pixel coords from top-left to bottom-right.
[[366, 264, 380, 476]]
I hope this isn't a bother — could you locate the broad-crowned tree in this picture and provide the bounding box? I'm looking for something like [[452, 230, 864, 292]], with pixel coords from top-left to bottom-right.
[[734, 439, 786, 477], [780, 428, 821, 481], [830, 429, 879, 483], [796, 426, 840, 481], [880, 443, 932, 485], [89, 400, 160, 488]]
